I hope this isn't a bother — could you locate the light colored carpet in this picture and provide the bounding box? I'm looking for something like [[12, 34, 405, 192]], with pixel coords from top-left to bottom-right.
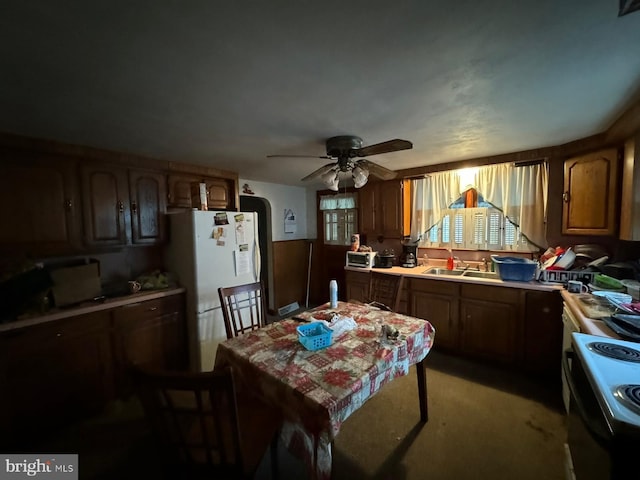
[[258, 349, 566, 480]]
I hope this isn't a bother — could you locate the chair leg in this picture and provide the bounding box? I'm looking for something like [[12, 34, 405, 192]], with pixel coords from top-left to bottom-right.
[[416, 359, 428, 423], [270, 430, 279, 480]]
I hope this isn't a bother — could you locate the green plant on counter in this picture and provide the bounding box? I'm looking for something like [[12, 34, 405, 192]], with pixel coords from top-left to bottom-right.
[[135, 270, 171, 290]]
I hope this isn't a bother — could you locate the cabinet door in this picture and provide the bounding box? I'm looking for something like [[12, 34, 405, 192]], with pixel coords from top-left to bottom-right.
[[411, 290, 459, 350], [562, 148, 619, 235], [408, 278, 459, 350], [129, 169, 167, 244], [459, 298, 518, 364], [113, 295, 187, 395], [81, 163, 130, 246], [380, 180, 403, 238], [358, 183, 377, 235], [206, 178, 233, 210], [0, 152, 81, 254], [620, 136, 640, 241], [523, 290, 563, 379], [2, 311, 113, 444], [167, 174, 196, 208], [345, 270, 370, 303]]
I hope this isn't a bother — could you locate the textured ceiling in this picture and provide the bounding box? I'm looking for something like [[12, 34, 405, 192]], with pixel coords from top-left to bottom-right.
[[1, 1, 640, 188]]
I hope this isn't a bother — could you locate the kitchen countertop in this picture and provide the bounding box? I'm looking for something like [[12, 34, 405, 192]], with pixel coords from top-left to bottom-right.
[[560, 290, 620, 339], [345, 265, 564, 292], [0, 286, 186, 333]]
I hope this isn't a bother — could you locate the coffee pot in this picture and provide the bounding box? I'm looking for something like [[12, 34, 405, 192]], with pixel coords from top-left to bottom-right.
[[400, 242, 418, 268]]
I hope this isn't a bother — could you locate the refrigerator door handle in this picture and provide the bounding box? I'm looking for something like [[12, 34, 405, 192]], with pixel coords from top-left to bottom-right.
[[254, 212, 261, 282]]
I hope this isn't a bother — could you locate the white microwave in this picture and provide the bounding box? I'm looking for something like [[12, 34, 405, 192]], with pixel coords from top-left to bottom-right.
[[346, 251, 377, 268]]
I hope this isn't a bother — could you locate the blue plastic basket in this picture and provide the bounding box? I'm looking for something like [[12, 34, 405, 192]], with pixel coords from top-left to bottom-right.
[[492, 256, 537, 282], [297, 322, 333, 351]]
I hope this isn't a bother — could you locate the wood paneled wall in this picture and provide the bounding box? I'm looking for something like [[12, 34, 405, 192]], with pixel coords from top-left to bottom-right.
[[271, 239, 313, 312]]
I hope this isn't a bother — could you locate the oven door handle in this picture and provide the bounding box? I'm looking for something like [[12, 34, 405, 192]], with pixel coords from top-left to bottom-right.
[[562, 349, 612, 449]]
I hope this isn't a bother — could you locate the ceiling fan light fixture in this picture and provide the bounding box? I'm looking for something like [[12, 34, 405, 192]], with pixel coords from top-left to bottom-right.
[[322, 169, 339, 191], [352, 164, 369, 188]]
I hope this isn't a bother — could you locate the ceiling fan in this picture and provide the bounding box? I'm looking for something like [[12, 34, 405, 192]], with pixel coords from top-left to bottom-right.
[[267, 135, 413, 190]]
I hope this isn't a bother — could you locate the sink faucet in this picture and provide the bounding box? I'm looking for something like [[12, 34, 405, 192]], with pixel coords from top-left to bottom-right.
[[455, 257, 470, 270], [482, 257, 489, 272]]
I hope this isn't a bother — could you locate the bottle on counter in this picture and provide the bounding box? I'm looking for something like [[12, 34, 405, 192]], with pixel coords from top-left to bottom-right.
[[329, 279, 338, 308], [446, 249, 454, 270]]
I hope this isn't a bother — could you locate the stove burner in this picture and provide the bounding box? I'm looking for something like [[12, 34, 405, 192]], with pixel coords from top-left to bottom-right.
[[614, 385, 640, 415], [587, 342, 640, 362]]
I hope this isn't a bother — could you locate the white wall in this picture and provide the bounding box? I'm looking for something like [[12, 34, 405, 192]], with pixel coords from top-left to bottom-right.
[[239, 179, 317, 241]]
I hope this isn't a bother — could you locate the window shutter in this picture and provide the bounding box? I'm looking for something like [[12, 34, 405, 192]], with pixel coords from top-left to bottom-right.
[[486, 208, 502, 250], [441, 213, 451, 245], [452, 210, 465, 248], [469, 208, 486, 249]]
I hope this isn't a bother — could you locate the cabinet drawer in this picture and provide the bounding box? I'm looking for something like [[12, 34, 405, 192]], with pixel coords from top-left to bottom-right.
[[3, 311, 110, 351], [461, 283, 520, 304], [114, 295, 183, 324], [408, 278, 459, 296]]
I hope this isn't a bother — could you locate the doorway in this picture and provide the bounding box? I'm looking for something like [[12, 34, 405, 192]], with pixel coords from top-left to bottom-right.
[[240, 196, 274, 311]]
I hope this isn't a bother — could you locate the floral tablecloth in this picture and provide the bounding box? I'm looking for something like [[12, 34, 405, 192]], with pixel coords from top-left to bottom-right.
[[214, 301, 435, 480]]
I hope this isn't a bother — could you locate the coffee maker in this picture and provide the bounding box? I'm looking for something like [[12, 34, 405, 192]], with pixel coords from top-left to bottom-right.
[[400, 243, 418, 268]]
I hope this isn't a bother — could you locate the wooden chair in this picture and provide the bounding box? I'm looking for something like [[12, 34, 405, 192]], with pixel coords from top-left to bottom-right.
[[218, 282, 267, 339], [131, 365, 281, 480], [367, 271, 404, 312]]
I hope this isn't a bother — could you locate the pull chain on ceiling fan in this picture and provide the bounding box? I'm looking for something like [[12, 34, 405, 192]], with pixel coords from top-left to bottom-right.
[[267, 135, 413, 190]]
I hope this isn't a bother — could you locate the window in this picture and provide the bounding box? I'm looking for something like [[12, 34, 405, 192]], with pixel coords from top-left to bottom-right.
[[411, 162, 548, 252], [426, 204, 529, 251], [320, 193, 358, 246]]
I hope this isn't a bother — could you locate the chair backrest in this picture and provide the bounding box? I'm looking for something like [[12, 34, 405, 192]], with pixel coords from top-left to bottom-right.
[[218, 282, 267, 339], [368, 272, 404, 312], [131, 365, 245, 478]]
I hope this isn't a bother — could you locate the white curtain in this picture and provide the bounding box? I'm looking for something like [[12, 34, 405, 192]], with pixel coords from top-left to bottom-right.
[[411, 162, 548, 248], [319, 193, 357, 210], [410, 170, 461, 241], [475, 162, 548, 248]]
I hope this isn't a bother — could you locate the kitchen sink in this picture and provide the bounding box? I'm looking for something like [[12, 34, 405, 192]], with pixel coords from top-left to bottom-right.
[[462, 270, 499, 279], [422, 267, 466, 276]]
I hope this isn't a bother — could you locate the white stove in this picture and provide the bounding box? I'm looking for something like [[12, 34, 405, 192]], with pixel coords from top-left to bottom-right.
[[572, 332, 640, 431]]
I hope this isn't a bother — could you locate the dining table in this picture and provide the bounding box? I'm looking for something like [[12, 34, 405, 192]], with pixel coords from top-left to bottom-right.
[[213, 300, 435, 480]]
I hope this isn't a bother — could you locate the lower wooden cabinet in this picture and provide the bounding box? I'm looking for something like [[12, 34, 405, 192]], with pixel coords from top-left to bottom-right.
[[522, 290, 563, 378], [346, 272, 562, 373], [1, 310, 113, 446], [458, 284, 520, 363], [345, 270, 370, 303], [409, 278, 460, 350], [113, 295, 187, 396], [0, 292, 187, 447]]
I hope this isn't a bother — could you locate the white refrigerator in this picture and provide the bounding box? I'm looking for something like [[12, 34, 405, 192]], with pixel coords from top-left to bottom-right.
[[165, 210, 260, 371]]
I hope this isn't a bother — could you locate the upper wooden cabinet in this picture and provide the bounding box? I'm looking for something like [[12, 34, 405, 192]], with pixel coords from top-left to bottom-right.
[[359, 180, 409, 239], [167, 174, 236, 211], [620, 135, 640, 241], [0, 150, 82, 255], [562, 148, 620, 235], [81, 163, 130, 246], [82, 163, 167, 246], [129, 169, 167, 244]]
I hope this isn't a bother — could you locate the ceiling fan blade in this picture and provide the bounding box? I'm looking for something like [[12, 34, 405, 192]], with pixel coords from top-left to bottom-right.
[[356, 139, 413, 157], [359, 159, 397, 180], [301, 162, 336, 182], [266, 154, 332, 159]]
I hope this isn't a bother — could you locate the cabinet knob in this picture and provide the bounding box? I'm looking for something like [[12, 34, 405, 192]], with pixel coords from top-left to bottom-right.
[[147, 306, 158, 312], [562, 191, 570, 203], [118, 201, 124, 213], [131, 201, 137, 214], [65, 198, 73, 211]]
